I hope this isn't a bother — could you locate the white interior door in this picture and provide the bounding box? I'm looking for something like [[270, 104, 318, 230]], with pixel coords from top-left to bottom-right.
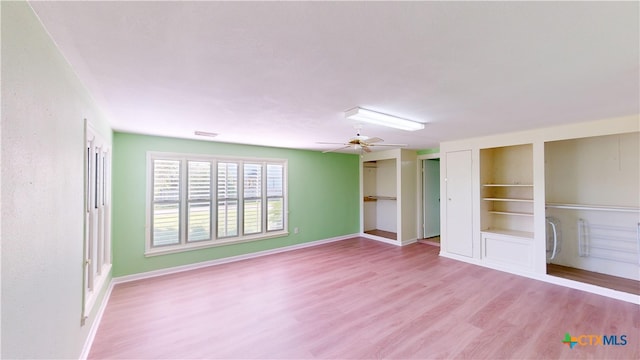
[[423, 159, 440, 238], [445, 150, 473, 257]]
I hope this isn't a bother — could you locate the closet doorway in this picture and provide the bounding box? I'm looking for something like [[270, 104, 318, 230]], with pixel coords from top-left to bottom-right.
[[363, 159, 397, 241]]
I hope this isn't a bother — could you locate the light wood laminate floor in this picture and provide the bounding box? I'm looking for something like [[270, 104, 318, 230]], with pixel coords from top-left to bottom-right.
[[90, 238, 639, 359]]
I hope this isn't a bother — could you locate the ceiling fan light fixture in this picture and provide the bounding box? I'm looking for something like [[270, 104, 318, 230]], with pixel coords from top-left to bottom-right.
[[345, 107, 424, 131]]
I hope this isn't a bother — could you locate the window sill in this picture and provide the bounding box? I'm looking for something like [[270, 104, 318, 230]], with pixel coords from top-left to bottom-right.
[[144, 231, 290, 257]]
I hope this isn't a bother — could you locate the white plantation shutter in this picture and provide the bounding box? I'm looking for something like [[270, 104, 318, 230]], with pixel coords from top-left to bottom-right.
[[187, 161, 211, 242], [217, 162, 238, 237], [266, 164, 284, 231], [243, 163, 262, 234], [152, 159, 181, 246], [147, 153, 287, 255]]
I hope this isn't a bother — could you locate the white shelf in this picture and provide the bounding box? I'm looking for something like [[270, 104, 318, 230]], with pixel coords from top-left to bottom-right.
[[488, 211, 534, 217], [365, 195, 396, 201], [483, 197, 533, 202], [481, 228, 534, 239], [483, 184, 533, 187], [545, 202, 639, 213]]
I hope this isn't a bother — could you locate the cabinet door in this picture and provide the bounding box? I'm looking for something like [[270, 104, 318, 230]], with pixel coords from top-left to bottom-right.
[[445, 150, 473, 257]]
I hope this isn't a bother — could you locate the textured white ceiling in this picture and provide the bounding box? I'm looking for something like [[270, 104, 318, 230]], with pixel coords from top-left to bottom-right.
[[29, 1, 639, 152]]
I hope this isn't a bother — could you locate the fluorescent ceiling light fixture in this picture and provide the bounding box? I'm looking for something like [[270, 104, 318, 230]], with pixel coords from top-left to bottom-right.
[[345, 107, 424, 131], [194, 131, 218, 137]]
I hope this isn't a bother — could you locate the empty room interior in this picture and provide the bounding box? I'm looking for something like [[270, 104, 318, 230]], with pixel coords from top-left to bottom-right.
[[3, 1, 640, 359]]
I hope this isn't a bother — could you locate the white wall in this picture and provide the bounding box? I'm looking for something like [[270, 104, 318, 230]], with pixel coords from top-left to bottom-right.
[[376, 159, 396, 197], [400, 150, 417, 242], [545, 133, 639, 207], [1, 2, 112, 358]]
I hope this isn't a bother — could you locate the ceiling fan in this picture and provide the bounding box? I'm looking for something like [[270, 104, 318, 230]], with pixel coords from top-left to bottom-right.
[[318, 127, 407, 154]]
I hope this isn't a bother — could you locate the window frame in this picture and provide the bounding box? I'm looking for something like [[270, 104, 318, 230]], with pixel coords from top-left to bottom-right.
[[83, 120, 112, 324], [146, 152, 288, 257], [266, 163, 285, 232]]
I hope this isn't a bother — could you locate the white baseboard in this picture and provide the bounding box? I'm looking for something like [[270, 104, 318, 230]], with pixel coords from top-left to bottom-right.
[[360, 233, 417, 247], [533, 273, 639, 305], [401, 237, 418, 246], [439, 251, 639, 305], [113, 234, 357, 285], [79, 279, 115, 360]]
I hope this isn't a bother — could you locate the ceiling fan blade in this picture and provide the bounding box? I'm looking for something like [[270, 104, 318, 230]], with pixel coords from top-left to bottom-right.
[[317, 142, 348, 145], [322, 145, 351, 153], [371, 143, 408, 147], [362, 146, 373, 153], [364, 137, 383, 144]]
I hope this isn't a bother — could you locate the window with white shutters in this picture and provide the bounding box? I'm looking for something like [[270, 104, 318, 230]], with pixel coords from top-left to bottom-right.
[[152, 159, 181, 246], [188, 161, 211, 242], [217, 162, 238, 238], [243, 163, 262, 235], [83, 121, 111, 324], [147, 153, 288, 256]]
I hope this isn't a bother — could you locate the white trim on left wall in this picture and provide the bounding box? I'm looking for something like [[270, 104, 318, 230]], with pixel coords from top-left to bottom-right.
[[78, 233, 357, 359], [79, 280, 114, 360]]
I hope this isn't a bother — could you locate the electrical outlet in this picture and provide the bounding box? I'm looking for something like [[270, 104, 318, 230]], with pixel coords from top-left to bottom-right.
[[294, 227, 299, 234]]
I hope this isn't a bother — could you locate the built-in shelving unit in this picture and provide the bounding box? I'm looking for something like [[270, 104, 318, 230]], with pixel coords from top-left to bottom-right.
[[480, 144, 535, 271], [440, 115, 639, 302], [480, 146, 534, 236]]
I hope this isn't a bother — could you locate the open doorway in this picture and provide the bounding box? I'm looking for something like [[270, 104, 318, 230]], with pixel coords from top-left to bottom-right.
[[420, 157, 440, 246]]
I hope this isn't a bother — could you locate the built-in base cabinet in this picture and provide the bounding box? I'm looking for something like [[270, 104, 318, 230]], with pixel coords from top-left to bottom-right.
[[482, 231, 535, 272]]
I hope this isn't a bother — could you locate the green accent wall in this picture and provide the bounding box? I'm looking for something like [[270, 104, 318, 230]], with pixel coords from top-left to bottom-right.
[[417, 148, 440, 155], [112, 133, 360, 276]]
